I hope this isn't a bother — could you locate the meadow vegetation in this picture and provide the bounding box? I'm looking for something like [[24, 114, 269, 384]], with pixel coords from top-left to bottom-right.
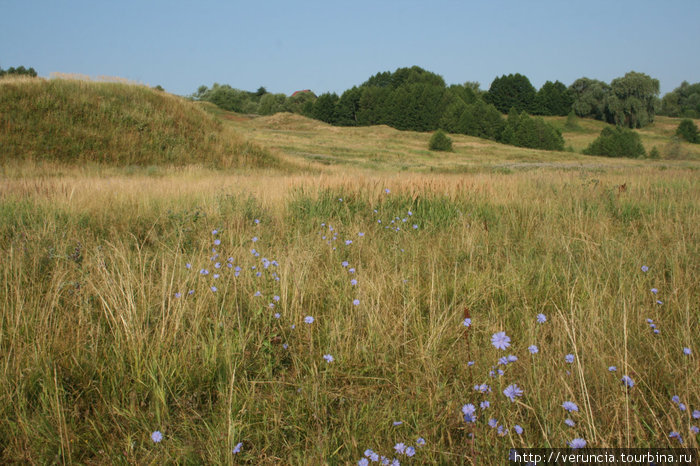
[[1, 79, 699, 464]]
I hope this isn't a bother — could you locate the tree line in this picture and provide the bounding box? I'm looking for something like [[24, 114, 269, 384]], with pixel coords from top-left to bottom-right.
[[194, 66, 697, 153], [0, 65, 38, 78]]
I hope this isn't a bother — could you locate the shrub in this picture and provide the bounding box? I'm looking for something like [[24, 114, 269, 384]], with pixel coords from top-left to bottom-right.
[[429, 129, 453, 151], [583, 126, 646, 158], [675, 119, 699, 143]]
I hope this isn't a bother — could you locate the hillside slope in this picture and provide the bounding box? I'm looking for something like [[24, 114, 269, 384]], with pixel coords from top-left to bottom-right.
[[0, 77, 279, 168]]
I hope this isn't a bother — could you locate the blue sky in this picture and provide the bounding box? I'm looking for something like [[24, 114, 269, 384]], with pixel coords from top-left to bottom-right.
[[2, 0, 698, 97]]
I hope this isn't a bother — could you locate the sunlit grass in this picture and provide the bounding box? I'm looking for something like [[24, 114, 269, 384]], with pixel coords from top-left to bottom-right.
[[1, 167, 698, 463]]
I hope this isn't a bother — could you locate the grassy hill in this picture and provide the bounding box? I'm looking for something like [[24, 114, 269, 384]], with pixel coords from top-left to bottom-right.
[[0, 76, 279, 169], [199, 108, 700, 174]]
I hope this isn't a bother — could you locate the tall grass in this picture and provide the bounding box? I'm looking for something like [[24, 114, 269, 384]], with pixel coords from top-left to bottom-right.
[[1, 168, 697, 464]]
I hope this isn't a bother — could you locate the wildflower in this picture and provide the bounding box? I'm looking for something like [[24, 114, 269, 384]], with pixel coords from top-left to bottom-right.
[[683, 347, 692, 355], [393, 421, 402, 426], [641, 265, 649, 272], [405, 447, 415, 457], [463, 318, 472, 328], [622, 375, 635, 388], [488, 418, 498, 428], [350, 279, 358, 286], [358, 232, 365, 237], [151, 430, 163, 443], [651, 288, 658, 294], [497, 425, 508, 436], [416, 437, 426, 447], [210, 286, 217, 292], [232, 442, 243, 454], [528, 345, 539, 354], [254, 290, 262, 297], [345, 240, 353, 245], [304, 316, 314, 324], [254, 219, 260, 224], [349, 267, 356, 273], [690, 426, 699, 434], [214, 239, 221, 246], [480, 400, 490, 410], [274, 313, 280, 319], [412, 224, 418, 229], [491, 331, 511, 350], [565, 354, 575, 363], [282, 343, 288, 349], [385, 188, 390, 194], [273, 295, 280, 302], [213, 274, 220, 279], [656, 300, 663, 305], [467, 361, 475, 366], [679, 403, 687, 411], [503, 384, 523, 402], [672, 395, 680, 404], [174, 292, 181, 298], [507, 355, 518, 363], [212, 229, 218, 235], [353, 299, 360, 306], [565, 418, 576, 427], [608, 366, 617, 372], [215, 262, 221, 269], [358, 459, 369, 466], [568, 438, 586, 449], [200, 269, 209, 275], [188, 289, 194, 295], [462, 403, 477, 422], [323, 354, 334, 363], [474, 383, 491, 393], [252, 237, 258, 242], [514, 425, 524, 435], [394, 443, 405, 454], [186, 263, 191, 269], [537, 313, 546, 323], [342, 261, 349, 267], [407, 211, 413, 216], [562, 401, 579, 412], [693, 410, 700, 419], [669, 431, 683, 444]]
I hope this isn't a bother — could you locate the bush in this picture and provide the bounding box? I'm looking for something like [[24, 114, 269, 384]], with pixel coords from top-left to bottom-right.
[[501, 111, 565, 151], [429, 129, 453, 151], [675, 119, 699, 143], [583, 126, 646, 158]]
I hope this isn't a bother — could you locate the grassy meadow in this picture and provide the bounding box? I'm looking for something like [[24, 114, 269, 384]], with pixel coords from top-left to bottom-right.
[[1, 78, 699, 464]]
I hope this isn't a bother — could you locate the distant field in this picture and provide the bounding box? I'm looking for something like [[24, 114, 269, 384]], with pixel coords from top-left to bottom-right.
[[1, 81, 698, 464]]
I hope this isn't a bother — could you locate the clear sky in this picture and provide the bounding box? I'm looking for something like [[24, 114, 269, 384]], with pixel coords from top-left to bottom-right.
[[2, 0, 698, 97]]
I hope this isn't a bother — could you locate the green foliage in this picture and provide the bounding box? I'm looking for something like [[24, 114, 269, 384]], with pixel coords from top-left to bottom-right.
[[485, 73, 536, 113], [335, 87, 362, 126], [311, 93, 339, 124], [457, 99, 505, 141], [569, 77, 611, 120], [583, 126, 646, 158], [675, 119, 699, 143], [0, 65, 38, 77], [605, 71, 660, 128], [501, 111, 565, 151], [660, 81, 700, 118], [570, 72, 660, 128], [428, 129, 453, 151], [564, 110, 581, 130], [533, 81, 572, 116], [648, 146, 660, 159], [258, 93, 287, 116]]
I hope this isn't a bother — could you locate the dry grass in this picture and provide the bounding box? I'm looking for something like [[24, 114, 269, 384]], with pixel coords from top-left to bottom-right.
[[1, 85, 699, 463]]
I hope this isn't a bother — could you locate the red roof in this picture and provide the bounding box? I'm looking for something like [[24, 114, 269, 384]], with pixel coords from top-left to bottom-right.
[[291, 89, 311, 97]]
